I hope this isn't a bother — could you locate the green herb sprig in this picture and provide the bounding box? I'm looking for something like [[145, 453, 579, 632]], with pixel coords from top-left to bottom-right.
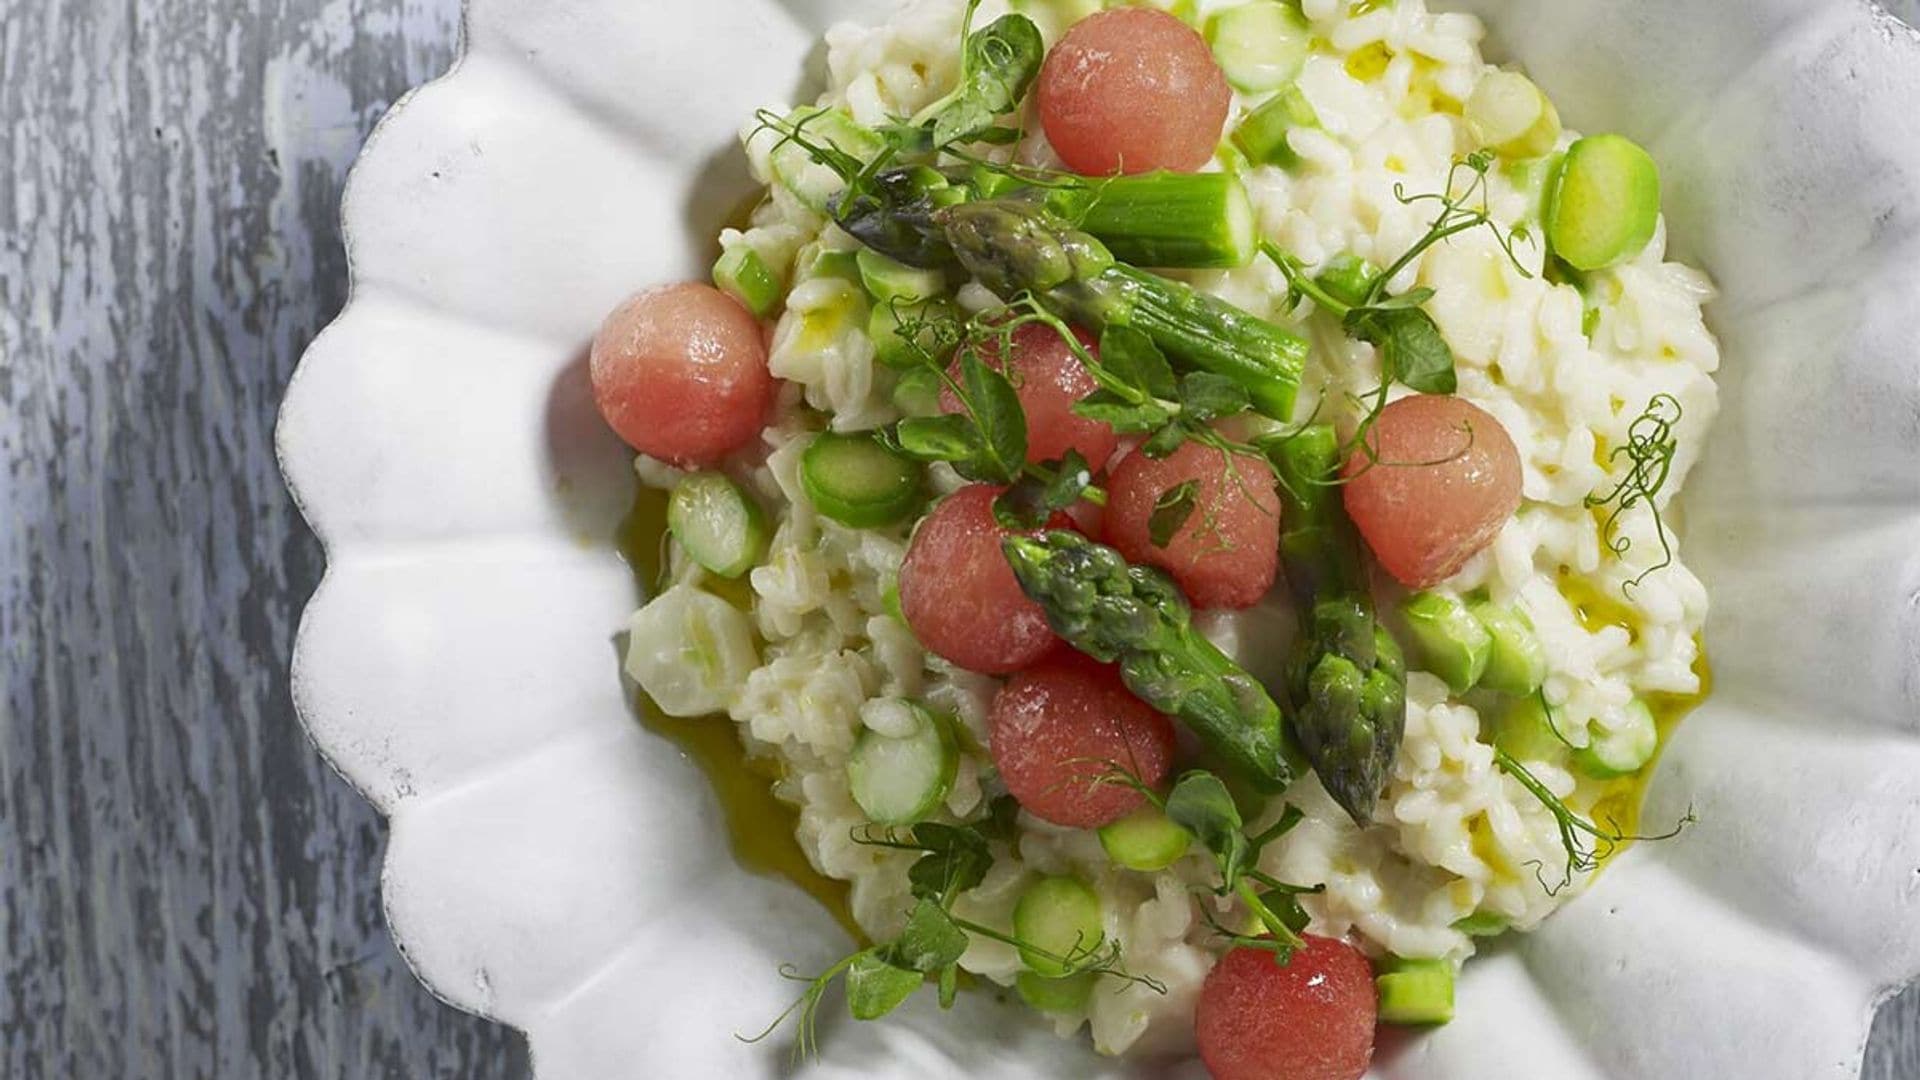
[[743, 799, 1162, 1057], [1107, 768, 1323, 960], [1070, 325, 1264, 460], [892, 1, 1045, 152], [1263, 151, 1537, 446], [879, 297, 1110, 529], [882, 296, 1274, 531], [1585, 393, 1682, 593], [1492, 748, 1694, 896]]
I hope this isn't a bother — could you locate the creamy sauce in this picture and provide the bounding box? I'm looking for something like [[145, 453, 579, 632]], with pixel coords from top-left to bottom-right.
[[617, 486, 861, 940]]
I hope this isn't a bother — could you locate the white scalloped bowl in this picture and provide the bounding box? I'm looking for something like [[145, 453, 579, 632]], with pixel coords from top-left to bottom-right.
[[279, 1, 1920, 1076]]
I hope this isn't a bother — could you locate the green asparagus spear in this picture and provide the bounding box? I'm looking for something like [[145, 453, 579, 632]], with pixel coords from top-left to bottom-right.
[[836, 163, 1259, 271], [1270, 425, 1407, 823], [759, 108, 1306, 415], [834, 164, 974, 270], [940, 199, 1307, 418], [1044, 171, 1258, 269], [1001, 530, 1301, 791]]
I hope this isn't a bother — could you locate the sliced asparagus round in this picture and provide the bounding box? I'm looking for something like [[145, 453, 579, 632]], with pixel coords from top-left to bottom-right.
[[847, 704, 958, 825]]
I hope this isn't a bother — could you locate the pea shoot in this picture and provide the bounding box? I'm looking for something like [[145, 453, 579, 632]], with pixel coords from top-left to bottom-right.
[[1263, 150, 1538, 454], [1103, 767, 1323, 960], [1493, 747, 1695, 896], [891, 1, 1044, 152], [742, 800, 1163, 1058], [1586, 393, 1683, 593]]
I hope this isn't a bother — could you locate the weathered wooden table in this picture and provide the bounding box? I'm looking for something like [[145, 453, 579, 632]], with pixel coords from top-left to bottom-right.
[[0, 1, 1914, 1077]]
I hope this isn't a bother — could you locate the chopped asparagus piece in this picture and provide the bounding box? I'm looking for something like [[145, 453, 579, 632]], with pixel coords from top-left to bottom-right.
[[802, 247, 864, 284], [801, 432, 924, 528], [857, 248, 948, 303], [1208, 2, 1312, 93], [1470, 599, 1547, 695], [847, 704, 958, 825], [1013, 877, 1105, 978], [869, 296, 961, 370], [1055, 171, 1258, 269], [1401, 591, 1492, 693], [1232, 84, 1320, 169], [1572, 698, 1658, 779], [713, 245, 785, 319], [1466, 70, 1562, 160], [667, 473, 769, 579], [1377, 957, 1456, 1025]]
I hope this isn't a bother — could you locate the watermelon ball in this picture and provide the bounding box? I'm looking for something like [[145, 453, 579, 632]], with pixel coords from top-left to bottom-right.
[[1036, 8, 1233, 176], [589, 282, 775, 468], [989, 652, 1176, 828]]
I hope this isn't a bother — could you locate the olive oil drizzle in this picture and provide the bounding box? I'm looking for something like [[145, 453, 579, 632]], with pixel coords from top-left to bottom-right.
[[617, 486, 860, 940], [1548, 567, 1711, 877], [1590, 644, 1712, 860]]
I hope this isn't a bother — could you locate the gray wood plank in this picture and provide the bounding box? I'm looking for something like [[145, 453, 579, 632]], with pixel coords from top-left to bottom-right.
[[0, 0, 1912, 1078], [0, 0, 527, 1076], [1868, 984, 1920, 1080]]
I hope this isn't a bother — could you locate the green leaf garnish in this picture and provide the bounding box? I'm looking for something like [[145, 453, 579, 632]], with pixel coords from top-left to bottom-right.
[[1178, 371, 1254, 422], [1147, 480, 1200, 549], [883, 899, 970, 973], [899, 822, 994, 903], [893, 415, 983, 464], [892, 2, 1045, 152], [1165, 771, 1252, 884], [1343, 304, 1456, 394], [1099, 324, 1179, 400], [1072, 390, 1174, 433], [957, 347, 1029, 481], [846, 951, 925, 1020], [1139, 421, 1192, 459], [994, 450, 1094, 530]]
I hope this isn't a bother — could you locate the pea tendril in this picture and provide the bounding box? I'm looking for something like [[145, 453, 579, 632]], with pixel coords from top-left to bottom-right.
[[742, 803, 1161, 1060], [1262, 150, 1537, 466], [1585, 393, 1683, 593], [1493, 747, 1695, 896]]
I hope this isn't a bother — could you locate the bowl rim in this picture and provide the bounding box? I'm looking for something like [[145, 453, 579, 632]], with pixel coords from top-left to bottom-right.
[[277, 1, 1920, 1075]]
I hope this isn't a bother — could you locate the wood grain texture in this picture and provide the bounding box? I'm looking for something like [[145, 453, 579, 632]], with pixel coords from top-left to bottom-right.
[[0, 0, 528, 1076], [0, 0, 1913, 1078]]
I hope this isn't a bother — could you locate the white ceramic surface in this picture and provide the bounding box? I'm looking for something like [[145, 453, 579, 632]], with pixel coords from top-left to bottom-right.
[[278, 1, 1920, 1076]]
